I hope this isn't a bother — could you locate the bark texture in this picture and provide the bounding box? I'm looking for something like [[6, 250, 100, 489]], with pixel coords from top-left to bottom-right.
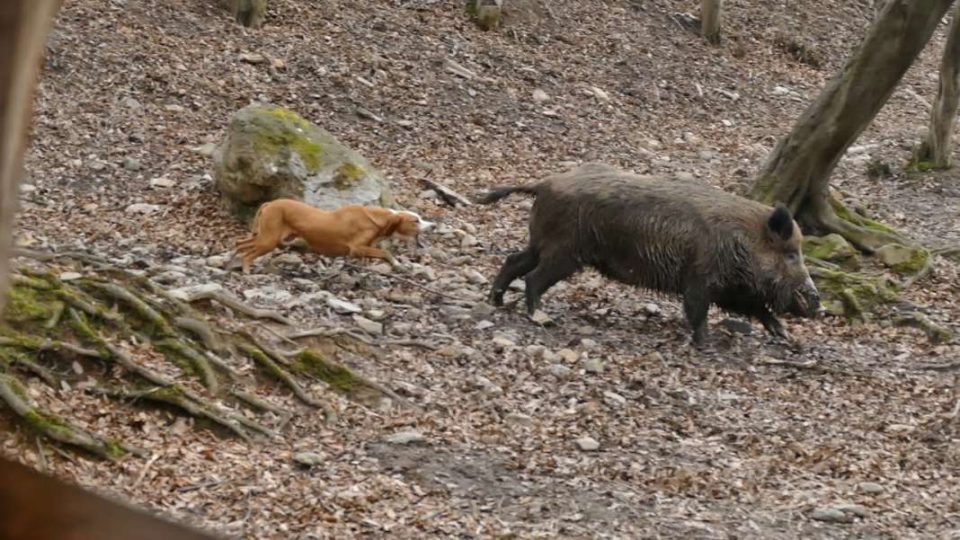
[[701, 0, 722, 45], [0, 1, 61, 313], [750, 0, 953, 251], [915, 3, 960, 169]]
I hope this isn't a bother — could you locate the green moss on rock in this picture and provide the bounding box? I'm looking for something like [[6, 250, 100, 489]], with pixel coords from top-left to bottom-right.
[[334, 162, 365, 189], [810, 266, 899, 320], [803, 234, 861, 270], [247, 107, 324, 174], [875, 243, 930, 274]]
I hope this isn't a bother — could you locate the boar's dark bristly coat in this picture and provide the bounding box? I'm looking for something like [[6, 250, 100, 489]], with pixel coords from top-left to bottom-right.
[[478, 163, 821, 346]]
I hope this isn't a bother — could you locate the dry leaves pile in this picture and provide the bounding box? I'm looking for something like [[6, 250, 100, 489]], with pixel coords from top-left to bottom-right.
[[3, 0, 960, 538]]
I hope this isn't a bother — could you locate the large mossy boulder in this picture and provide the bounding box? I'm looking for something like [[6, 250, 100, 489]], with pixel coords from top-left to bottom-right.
[[213, 104, 393, 223]]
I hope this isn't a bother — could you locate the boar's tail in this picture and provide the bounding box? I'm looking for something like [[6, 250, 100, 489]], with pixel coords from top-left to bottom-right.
[[475, 185, 540, 205]]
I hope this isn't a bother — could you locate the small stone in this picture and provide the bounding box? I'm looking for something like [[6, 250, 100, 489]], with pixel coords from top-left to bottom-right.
[[326, 296, 362, 314], [643, 303, 661, 316], [580, 338, 598, 350], [385, 430, 425, 445], [492, 336, 516, 349], [530, 310, 554, 326], [575, 437, 600, 451], [353, 315, 383, 335], [682, 131, 701, 144], [470, 302, 496, 318], [125, 203, 163, 214], [475, 320, 494, 330], [505, 413, 535, 427], [206, 255, 227, 268], [464, 269, 487, 284], [271, 253, 303, 266], [675, 171, 695, 182], [239, 52, 267, 64], [189, 142, 218, 156], [641, 351, 664, 364], [557, 348, 580, 363], [59, 272, 82, 281], [772, 85, 790, 95], [589, 86, 610, 101], [460, 234, 479, 248], [833, 503, 869, 517], [811, 507, 851, 523], [123, 97, 142, 110], [603, 391, 627, 407], [168, 283, 222, 301], [532, 89, 550, 103], [164, 104, 186, 113], [858, 482, 884, 495], [546, 364, 572, 378], [583, 358, 604, 373], [293, 452, 325, 467], [149, 176, 176, 188], [366, 309, 386, 321], [123, 157, 141, 171]]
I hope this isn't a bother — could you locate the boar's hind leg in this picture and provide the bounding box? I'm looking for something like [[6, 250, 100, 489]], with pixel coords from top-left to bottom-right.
[[682, 280, 710, 347], [489, 248, 539, 306], [523, 253, 579, 315]]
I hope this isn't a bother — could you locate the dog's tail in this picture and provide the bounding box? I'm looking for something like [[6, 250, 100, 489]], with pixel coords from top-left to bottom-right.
[[475, 185, 540, 205]]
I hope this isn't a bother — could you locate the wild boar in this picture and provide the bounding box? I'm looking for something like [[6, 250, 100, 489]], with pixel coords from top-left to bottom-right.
[[478, 163, 821, 346]]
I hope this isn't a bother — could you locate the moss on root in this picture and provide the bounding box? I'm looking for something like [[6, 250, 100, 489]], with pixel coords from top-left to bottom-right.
[[0, 255, 388, 458], [295, 350, 360, 393]]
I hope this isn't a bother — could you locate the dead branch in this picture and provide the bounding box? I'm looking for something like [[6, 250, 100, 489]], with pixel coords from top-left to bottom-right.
[[419, 176, 472, 207]]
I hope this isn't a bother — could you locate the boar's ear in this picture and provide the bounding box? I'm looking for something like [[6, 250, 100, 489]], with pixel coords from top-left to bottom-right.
[[766, 203, 795, 242]]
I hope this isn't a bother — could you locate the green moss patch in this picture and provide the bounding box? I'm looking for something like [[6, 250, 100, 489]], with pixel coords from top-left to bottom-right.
[[246, 107, 324, 174], [295, 350, 360, 393]]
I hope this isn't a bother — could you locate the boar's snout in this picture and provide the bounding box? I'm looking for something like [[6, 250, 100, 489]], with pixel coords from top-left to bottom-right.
[[789, 276, 821, 318]]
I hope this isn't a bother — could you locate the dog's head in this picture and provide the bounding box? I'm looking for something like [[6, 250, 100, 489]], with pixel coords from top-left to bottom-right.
[[391, 210, 436, 238]]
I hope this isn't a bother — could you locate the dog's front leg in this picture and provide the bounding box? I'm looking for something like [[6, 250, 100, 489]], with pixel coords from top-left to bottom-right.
[[348, 245, 400, 268]]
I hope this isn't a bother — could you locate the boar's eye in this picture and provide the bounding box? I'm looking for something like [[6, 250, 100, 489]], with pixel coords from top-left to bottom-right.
[[785, 251, 801, 264]]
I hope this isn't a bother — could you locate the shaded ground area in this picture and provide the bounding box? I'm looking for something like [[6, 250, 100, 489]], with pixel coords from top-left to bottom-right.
[[3, 0, 960, 538]]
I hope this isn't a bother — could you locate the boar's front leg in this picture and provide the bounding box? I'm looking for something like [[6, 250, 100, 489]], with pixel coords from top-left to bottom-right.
[[682, 278, 711, 347], [757, 309, 791, 340], [489, 248, 539, 306]]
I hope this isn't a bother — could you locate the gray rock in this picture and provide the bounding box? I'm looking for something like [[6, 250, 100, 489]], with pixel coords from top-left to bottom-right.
[[58, 272, 82, 282], [557, 348, 580, 363], [643, 303, 661, 316], [546, 363, 572, 378], [206, 255, 228, 269], [530, 309, 554, 326], [505, 413, 535, 427], [675, 171, 696, 182], [492, 336, 516, 350], [326, 296, 362, 314], [583, 358, 604, 374], [470, 302, 496, 318], [353, 315, 383, 335], [385, 430, 425, 445], [123, 157, 141, 171], [858, 482, 884, 495], [125, 203, 163, 214], [475, 320, 495, 330], [575, 437, 600, 451], [811, 508, 850, 523], [464, 269, 488, 284], [603, 391, 627, 407], [293, 452, 325, 467], [532, 89, 550, 103], [213, 104, 393, 224], [460, 234, 479, 248]]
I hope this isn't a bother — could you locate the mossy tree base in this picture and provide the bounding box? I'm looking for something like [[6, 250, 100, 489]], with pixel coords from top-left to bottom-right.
[[0, 251, 391, 458]]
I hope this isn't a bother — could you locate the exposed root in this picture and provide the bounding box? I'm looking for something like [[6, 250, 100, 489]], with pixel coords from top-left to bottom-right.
[[0, 251, 391, 457], [173, 286, 291, 325], [155, 338, 220, 394], [894, 312, 955, 344], [0, 374, 125, 459]]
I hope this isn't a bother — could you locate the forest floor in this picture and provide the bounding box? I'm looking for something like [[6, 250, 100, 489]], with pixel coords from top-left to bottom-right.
[[4, 0, 960, 538]]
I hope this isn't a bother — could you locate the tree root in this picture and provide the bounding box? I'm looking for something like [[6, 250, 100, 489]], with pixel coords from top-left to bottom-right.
[[894, 312, 955, 344], [0, 251, 393, 457], [817, 197, 913, 253], [0, 374, 125, 458]]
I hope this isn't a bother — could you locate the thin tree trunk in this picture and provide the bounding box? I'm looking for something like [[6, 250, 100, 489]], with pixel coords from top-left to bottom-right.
[[0, 1, 60, 312], [915, 3, 960, 169], [750, 0, 953, 252], [701, 0, 722, 45]]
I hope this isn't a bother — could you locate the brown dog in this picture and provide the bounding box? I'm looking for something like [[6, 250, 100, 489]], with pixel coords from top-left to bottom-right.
[[234, 199, 435, 273]]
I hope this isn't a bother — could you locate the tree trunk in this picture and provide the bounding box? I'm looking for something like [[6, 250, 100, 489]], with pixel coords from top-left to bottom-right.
[[750, 0, 953, 252], [701, 0, 722, 45], [915, 3, 960, 169], [0, 1, 60, 313]]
